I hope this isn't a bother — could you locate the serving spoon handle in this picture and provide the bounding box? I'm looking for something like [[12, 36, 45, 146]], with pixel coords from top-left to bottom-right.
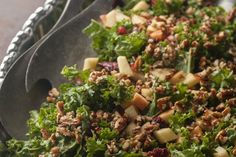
[[25, 0, 114, 92], [0, 0, 95, 142], [0, 0, 114, 142]]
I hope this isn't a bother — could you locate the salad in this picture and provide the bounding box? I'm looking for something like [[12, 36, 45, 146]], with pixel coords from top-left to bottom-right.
[[1, 0, 236, 156]]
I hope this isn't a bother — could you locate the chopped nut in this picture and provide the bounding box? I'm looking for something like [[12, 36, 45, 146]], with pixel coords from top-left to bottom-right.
[[122, 140, 130, 151], [150, 30, 165, 41], [232, 147, 236, 156], [215, 130, 227, 144], [57, 127, 74, 137], [47, 96, 56, 103], [216, 103, 225, 111], [114, 116, 128, 132], [56, 101, 64, 115], [222, 107, 231, 116], [50, 147, 60, 157], [157, 96, 171, 111], [49, 88, 60, 97], [192, 126, 203, 138], [40, 129, 50, 140]]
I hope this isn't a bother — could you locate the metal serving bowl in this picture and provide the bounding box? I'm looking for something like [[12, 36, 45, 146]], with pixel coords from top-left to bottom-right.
[[0, 0, 94, 85], [0, 0, 66, 78]]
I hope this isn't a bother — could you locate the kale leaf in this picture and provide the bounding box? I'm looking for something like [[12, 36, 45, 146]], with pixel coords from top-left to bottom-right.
[[209, 68, 235, 89], [152, 0, 184, 15], [6, 137, 51, 157], [98, 128, 118, 141], [226, 128, 236, 145], [61, 65, 90, 82], [60, 76, 134, 112], [169, 110, 195, 131], [76, 105, 91, 132], [86, 137, 106, 157], [83, 20, 147, 61], [27, 102, 57, 137]]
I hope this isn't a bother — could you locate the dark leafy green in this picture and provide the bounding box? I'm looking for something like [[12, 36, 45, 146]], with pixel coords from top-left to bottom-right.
[[83, 20, 147, 61], [86, 137, 106, 157], [98, 128, 118, 140], [152, 0, 184, 15], [210, 68, 235, 89], [169, 110, 195, 132], [60, 75, 134, 112], [27, 102, 57, 137], [168, 120, 232, 157], [6, 137, 51, 157], [61, 65, 90, 82]]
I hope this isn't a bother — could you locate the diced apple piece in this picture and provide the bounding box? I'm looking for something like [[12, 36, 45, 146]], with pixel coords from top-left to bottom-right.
[[125, 105, 139, 120], [132, 15, 147, 25], [125, 122, 136, 136], [150, 68, 175, 81], [115, 10, 130, 22], [214, 146, 229, 157], [170, 71, 200, 87], [183, 73, 200, 88], [154, 128, 178, 144], [140, 11, 152, 18], [100, 10, 117, 27], [83, 58, 99, 70], [150, 30, 164, 41], [158, 109, 174, 122], [131, 93, 149, 110], [117, 56, 134, 77], [141, 122, 151, 132], [100, 10, 130, 28], [141, 88, 153, 100], [132, 1, 150, 11], [170, 71, 186, 84]]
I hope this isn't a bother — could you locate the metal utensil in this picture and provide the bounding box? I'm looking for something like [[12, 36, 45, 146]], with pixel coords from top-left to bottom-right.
[[0, 0, 97, 141], [0, 47, 51, 141], [0, 0, 94, 87], [25, 0, 114, 92]]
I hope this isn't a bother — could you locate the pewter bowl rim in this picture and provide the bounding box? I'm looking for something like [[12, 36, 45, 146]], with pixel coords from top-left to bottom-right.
[[0, 0, 67, 84]]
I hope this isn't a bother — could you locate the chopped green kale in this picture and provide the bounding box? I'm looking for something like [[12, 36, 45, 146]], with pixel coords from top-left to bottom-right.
[[86, 137, 106, 157], [152, 0, 184, 15], [210, 68, 235, 89], [27, 103, 57, 137], [83, 20, 147, 61], [61, 65, 90, 82], [98, 128, 118, 140]]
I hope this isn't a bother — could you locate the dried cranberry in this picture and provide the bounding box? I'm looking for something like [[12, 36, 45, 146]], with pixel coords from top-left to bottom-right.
[[117, 26, 127, 35], [152, 116, 168, 128], [130, 63, 135, 70], [147, 148, 169, 157], [147, 19, 152, 25], [95, 127, 101, 132], [98, 62, 118, 71]]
